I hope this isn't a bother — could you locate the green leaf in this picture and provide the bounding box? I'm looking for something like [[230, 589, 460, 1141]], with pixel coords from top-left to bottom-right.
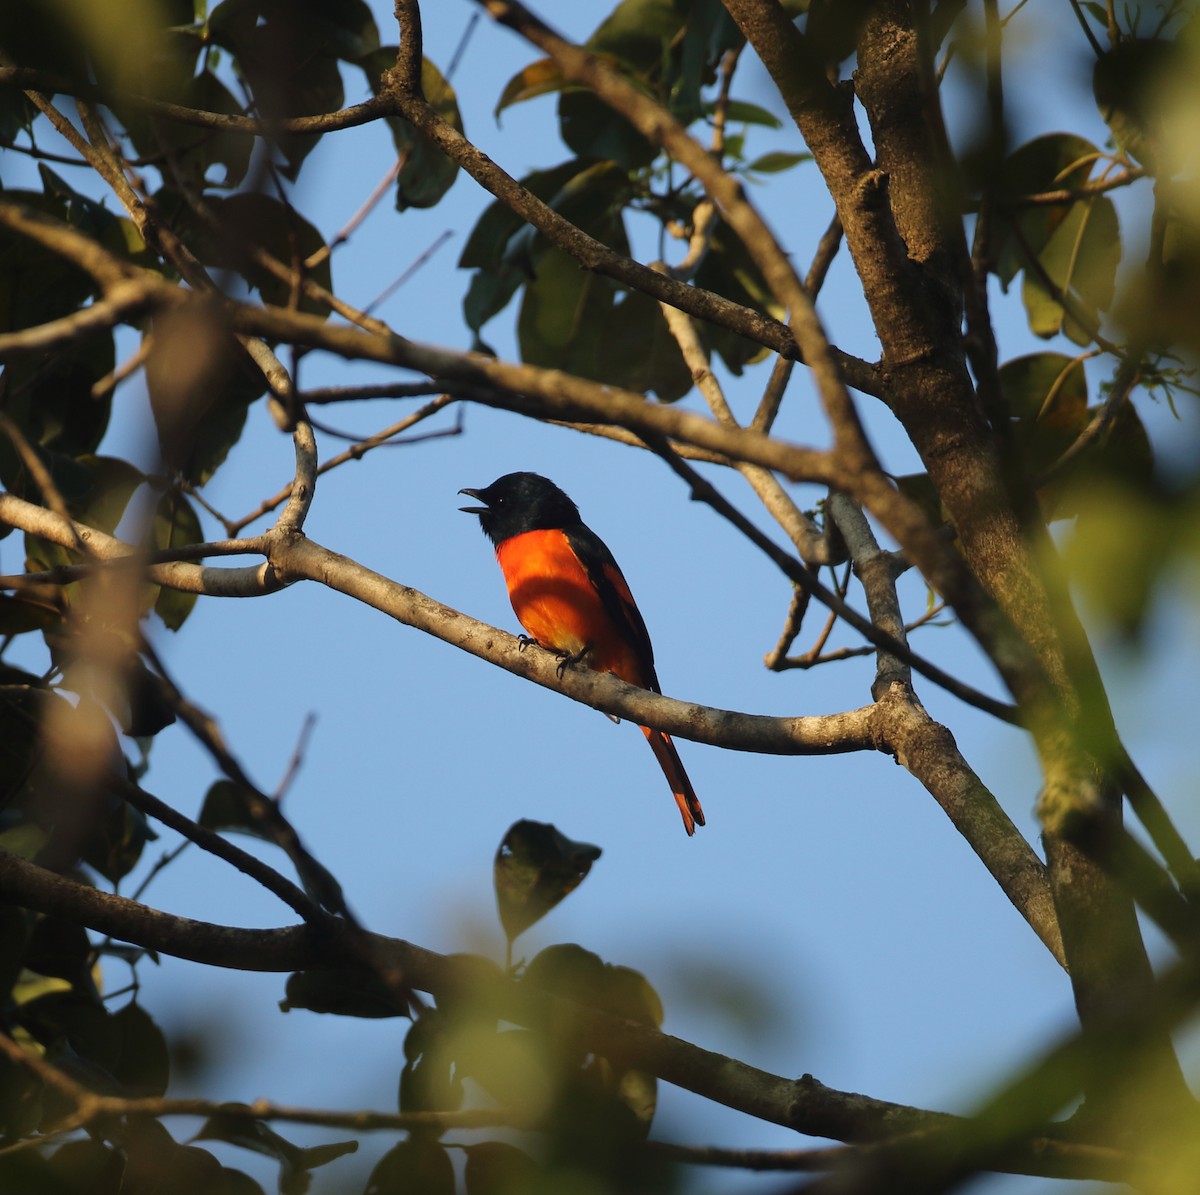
[[152, 491, 202, 631], [194, 1113, 357, 1195], [73, 455, 146, 535], [112, 1002, 170, 1098], [494, 821, 601, 944], [280, 969, 411, 1018], [523, 945, 662, 1028], [0, 333, 115, 462], [559, 88, 657, 170], [207, 0, 357, 177], [745, 149, 813, 174], [706, 98, 782, 128], [463, 1142, 539, 1195], [992, 132, 1104, 287], [199, 193, 333, 315], [120, 1120, 229, 1195], [1093, 38, 1178, 172], [399, 1013, 464, 1116], [145, 307, 264, 486], [360, 51, 462, 210], [366, 1138, 454, 1195], [47, 1139, 125, 1195], [692, 221, 783, 373], [82, 794, 158, 883], [999, 352, 1089, 427], [1065, 481, 1169, 638], [199, 779, 272, 841], [495, 57, 564, 116], [1018, 197, 1120, 343], [598, 288, 692, 401]]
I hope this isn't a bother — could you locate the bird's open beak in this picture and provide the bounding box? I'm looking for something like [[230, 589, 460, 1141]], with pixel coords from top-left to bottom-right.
[[458, 487, 488, 515]]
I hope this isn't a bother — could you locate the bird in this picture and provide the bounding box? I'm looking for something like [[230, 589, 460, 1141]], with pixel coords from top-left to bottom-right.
[[459, 471, 705, 836]]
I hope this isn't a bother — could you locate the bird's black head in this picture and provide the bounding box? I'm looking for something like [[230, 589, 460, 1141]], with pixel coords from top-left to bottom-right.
[[459, 471, 581, 547]]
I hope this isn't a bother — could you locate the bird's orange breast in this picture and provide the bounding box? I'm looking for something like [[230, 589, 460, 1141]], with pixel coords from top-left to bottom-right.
[[495, 529, 644, 684]]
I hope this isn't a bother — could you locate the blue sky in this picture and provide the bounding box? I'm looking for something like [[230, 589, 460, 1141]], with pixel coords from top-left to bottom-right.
[[4, 2, 1199, 1191]]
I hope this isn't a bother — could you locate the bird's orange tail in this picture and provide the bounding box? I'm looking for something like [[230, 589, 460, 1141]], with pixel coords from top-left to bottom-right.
[[641, 726, 705, 836]]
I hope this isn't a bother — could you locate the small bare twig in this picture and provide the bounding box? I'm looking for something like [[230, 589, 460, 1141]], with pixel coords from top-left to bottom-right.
[[228, 395, 457, 535], [275, 713, 318, 801], [305, 152, 406, 271]]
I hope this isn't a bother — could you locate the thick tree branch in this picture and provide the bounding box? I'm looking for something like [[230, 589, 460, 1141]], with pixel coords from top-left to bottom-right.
[[385, 1, 882, 397], [0, 850, 1144, 1179]]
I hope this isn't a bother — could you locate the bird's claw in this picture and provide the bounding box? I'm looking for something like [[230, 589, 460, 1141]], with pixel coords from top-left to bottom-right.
[[555, 645, 591, 679], [517, 634, 536, 652]]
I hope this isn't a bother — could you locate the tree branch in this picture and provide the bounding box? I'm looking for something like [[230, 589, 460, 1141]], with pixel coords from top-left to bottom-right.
[[0, 850, 1139, 1179]]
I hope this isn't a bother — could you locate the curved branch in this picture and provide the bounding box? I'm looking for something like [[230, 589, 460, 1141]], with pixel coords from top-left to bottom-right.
[[0, 849, 1133, 1178], [0, 66, 390, 136], [0, 492, 280, 597], [0, 282, 149, 356], [382, 8, 881, 398], [270, 528, 876, 756]]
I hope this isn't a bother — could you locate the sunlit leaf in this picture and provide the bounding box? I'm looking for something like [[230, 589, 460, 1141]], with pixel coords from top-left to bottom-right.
[[745, 149, 812, 174], [495, 57, 564, 116]]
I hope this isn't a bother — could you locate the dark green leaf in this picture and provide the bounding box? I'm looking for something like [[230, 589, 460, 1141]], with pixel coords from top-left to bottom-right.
[[604, 288, 692, 401], [463, 1142, 539, 1195], [195, 1113, 357, 1195], [280, 968, 411, 1018], [692, 221, 783, 373], [559, 89, 656, 170], [0, 190, 97, 334], [153, 491, 202, 630], [117, 69, 254, 189], [73, 455, 146, 535], [894, 473, 944, 528], [199, 779, 272, 841], [1093, 38, 1178, 172], [522, 944, 606, 1005], [366, 1138, 454, 1195], [145, 307, 264, 486], [121, 1119, 227, 1195], [121, 656, 177, 738], [197, 193, 333, 315], [81, 789, 158, 883], [359, 50, 462, 210], [0, 332, 114, 461], [112, 1002, 170, 1097], [459, 160, 590, 271], [47, 1138, 124, 1195], [399, 1052, 463, 1116], [0, 596, 59, 635], [586, 0, 684, 64], [494, 821, 601, 943], [208, 0, 355, 177]]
